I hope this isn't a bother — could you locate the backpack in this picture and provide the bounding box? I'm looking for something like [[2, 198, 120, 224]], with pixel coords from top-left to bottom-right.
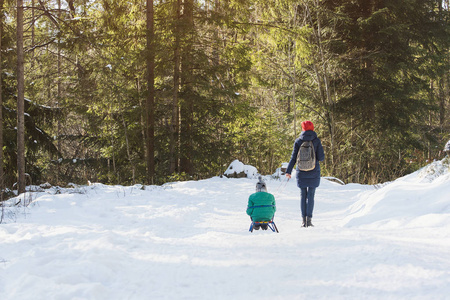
[[297, 140, 316, 171]]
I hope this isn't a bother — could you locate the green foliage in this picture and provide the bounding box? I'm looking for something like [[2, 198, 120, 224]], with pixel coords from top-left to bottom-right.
[[1, 0, 448, 187]]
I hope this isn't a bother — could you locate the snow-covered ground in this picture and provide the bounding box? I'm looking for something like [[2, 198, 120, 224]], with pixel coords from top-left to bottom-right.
[[1, 159, 449, 300]]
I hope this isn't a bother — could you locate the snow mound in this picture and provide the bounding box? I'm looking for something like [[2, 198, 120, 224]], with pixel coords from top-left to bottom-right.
[[343, 158, 450, 229], [414, 157, 450, 183], [224, 159, 258, 178]]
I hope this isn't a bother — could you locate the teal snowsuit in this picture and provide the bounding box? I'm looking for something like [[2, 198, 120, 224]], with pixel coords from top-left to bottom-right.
[[246, 192, 276, 222]]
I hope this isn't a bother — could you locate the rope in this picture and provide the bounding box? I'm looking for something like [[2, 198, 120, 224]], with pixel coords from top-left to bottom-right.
[[275, 176, 290, 195]]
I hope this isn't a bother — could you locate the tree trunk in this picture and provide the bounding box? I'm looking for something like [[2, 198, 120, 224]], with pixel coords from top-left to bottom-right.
[[180, 0, 194, 175], [170, 0, 181, 174], [146, 0, 155, 184], [291, 4, 299, 136], [31, 0, 35, 67], [136, 77, 147, 156], [304, 0, 336, 170], [17, 0, 26, 194], [57, 0, 61, 184], [0, 0, 4, 199]]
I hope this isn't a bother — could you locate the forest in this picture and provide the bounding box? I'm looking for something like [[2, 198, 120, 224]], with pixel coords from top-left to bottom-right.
[[0, 0, 449, 195]]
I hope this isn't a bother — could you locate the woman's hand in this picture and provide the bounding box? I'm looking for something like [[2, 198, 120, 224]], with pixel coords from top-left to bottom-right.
[[286, 173, 291, 179]]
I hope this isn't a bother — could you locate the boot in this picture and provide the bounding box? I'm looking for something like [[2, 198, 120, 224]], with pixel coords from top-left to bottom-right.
[[306, 216, 314, 227], [302, 216, 307, 227]]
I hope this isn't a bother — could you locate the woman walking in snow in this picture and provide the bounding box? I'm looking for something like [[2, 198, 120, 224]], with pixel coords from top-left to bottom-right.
[[285, 121, 325, 227]]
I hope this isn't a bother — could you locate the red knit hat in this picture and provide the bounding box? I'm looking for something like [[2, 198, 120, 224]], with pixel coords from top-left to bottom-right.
[[301, 120, 314, 131]]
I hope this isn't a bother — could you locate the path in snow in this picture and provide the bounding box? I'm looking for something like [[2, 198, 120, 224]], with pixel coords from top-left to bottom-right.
[[1, 164, 450, 299]]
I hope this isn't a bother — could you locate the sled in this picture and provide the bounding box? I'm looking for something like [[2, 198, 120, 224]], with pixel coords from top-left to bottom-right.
[[249, 218, 279, 233]]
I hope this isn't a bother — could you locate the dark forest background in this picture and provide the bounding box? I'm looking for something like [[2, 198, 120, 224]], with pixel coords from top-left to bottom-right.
[[1, 0, 449, 193]]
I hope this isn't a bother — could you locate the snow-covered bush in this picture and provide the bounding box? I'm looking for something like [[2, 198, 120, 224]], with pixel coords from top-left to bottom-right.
[[416, 156, 450, 183], [224, 160, 258, 178]]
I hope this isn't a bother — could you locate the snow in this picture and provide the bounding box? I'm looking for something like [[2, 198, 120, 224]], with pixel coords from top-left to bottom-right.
[[343, 158, 450, 229], [224, 159, 258, 178], [1, 159, 450, 300]]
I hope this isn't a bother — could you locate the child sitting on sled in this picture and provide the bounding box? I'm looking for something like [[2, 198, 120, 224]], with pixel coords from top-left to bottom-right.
[[246, 177, 276, 230]]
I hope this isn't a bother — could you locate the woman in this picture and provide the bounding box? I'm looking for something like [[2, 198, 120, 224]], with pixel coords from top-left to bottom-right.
[[286, 121, 325, 227]]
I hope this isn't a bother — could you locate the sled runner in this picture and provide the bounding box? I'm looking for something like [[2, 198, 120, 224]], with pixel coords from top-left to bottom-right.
[[248, 220, 279, 232], [249, 218, 279, 233], [248, 203, 279, 233]]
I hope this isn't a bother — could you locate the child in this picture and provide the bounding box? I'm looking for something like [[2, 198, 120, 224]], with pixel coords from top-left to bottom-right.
[[246, 177, 276, 230]]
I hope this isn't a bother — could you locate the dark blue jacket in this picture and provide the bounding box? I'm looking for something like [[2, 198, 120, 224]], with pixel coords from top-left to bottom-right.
[[286, 131, 325, 188]]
